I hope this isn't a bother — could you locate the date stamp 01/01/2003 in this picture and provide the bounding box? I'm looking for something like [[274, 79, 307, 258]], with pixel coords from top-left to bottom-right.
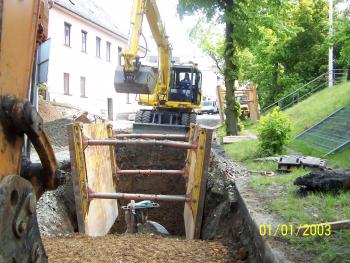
[[259, 223, 332, 237]]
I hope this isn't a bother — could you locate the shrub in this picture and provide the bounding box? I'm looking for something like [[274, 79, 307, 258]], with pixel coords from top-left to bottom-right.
[[258, 107, 291, 155]]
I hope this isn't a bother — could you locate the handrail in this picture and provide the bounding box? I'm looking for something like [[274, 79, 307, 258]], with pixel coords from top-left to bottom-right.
[[261, 69, 348, 112]]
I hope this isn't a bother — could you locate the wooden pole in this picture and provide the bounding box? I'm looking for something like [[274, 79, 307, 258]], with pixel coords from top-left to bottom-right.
[[216, 85, 225, 124]]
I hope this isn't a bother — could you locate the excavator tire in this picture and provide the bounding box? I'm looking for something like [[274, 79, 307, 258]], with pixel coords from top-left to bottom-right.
[[142, 110, 152, 123], [181, 113, 190, 126], [135, 111, 143, 123], [190, 113, 197, 124]]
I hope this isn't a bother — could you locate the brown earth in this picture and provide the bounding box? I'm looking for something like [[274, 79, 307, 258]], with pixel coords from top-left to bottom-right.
[[42, 234, 231, 263], [113, 144, 187, 235], [39, 100, 64, 122]]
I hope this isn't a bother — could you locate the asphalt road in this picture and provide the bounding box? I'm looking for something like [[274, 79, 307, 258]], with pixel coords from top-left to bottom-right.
[[113, 113, 222, 130], [197, 113, 222, 127]]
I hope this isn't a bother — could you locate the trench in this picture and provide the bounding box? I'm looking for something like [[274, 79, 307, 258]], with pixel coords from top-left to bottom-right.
[[37, 138, 277, 262], [110, 142, 276, 262]]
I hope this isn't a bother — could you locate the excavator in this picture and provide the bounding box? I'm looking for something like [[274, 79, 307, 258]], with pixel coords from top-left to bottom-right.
[[0, 0, 59, 262], [115, 0, 202, 133], [0, 0, 202, 261]]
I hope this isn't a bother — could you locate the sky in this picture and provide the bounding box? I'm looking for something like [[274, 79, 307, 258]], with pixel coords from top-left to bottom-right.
[[96, 0, 213, 63]]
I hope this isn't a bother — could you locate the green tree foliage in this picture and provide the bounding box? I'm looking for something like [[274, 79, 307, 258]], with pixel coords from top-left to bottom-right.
[[333, 4, 350, 78], [177, 0, 244, 135], [241, 0, 330, 107], [257, 107, 291, 155], [189, 20, 225, 73], [180, 0, 350, 127]]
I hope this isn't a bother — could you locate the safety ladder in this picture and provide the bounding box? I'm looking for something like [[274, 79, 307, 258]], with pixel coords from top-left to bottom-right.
[[67, 123, 212, 239]]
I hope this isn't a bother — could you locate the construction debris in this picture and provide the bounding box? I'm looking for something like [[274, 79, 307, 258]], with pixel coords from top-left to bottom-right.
[[248, 170, 275, 176], [294, 169, 350, 195], [277, 155, 326, 171], [222, 135, 257, 144]]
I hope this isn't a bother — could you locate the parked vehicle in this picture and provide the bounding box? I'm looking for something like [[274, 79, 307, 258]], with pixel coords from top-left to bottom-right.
[[198, 100, 219, 114]]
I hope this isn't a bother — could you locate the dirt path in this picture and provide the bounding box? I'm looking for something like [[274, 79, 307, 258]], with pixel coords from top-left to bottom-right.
[[42, 234, 231, 263]]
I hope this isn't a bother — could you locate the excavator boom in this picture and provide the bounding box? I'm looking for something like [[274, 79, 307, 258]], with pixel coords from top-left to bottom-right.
[[115, 0, 171, 95], [115, 0, 202, 134]]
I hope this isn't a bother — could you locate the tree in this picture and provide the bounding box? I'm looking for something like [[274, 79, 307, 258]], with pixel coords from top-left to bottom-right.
[[189, 19, 225, 73], [236, 0, 329, 108], [177, 0, 240, 135]]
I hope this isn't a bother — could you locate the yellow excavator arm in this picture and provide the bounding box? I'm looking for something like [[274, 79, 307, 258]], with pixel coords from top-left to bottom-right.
[[115, 0, 202, 132], [116, 0, 171, 102]]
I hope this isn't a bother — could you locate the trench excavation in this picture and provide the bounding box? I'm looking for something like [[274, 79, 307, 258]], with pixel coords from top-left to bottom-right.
[[37, 122, 275, 262]]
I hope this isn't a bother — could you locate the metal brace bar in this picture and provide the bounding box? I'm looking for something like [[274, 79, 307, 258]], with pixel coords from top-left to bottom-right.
[[89, 191, 190, 202], [116, 169, 184, 176]]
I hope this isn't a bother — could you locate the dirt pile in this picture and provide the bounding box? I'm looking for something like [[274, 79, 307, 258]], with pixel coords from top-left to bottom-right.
[[37, 162, 77, 236], [43, 118, 73, 148], [39, 100, 64, 122], [42, 234, 231, 263], [202, 146, 277, 262]]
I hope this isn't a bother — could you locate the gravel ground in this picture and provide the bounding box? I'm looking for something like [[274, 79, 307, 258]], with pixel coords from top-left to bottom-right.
[[43, 118, 73, 148], [42, 234, 231, 263], [197, 114, 221, 127]]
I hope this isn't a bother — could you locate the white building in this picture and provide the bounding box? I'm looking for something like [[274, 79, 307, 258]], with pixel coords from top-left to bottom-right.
[[46, 0, 140, 120]]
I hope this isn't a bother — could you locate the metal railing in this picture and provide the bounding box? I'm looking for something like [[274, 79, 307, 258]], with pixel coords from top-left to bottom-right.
[[261, 69, 349, 113]]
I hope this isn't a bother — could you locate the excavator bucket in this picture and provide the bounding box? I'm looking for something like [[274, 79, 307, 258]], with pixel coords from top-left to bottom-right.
[[114, 66, 158, 94]]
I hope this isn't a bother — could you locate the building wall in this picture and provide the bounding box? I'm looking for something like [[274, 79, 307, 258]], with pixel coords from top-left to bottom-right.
[[47, 6, 139, 120], [200, 69, 218, 100]]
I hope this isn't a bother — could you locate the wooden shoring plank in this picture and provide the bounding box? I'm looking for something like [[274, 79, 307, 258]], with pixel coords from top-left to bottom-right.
[[184, 125, 213, 239], [68, 123, 118, 237], [67, 123, 88, 233]]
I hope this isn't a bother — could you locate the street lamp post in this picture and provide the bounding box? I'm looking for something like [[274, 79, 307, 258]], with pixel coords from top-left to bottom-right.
[[329, 0, 334, 87]]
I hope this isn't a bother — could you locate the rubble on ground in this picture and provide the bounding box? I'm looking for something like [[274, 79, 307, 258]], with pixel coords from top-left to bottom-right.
[[37, 173, 77, 236], [43, 118, 73, 148]]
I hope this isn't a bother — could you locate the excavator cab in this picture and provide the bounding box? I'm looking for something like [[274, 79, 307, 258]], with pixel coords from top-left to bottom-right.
[[168, 65, 202, 106]]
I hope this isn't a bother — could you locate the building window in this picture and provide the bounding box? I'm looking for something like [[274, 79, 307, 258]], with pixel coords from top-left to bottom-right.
[[80, 76, 86, 97], [118, 46, 122, 66], [64, 22, 71, 46], [96, 37, 101, 57], [106, 41, 111, 61], [81, 30, 87, 52], [64, 73, 70, 95]]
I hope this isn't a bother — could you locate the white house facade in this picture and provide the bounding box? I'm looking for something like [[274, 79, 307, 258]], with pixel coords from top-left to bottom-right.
[[46, 0, 139, 120]]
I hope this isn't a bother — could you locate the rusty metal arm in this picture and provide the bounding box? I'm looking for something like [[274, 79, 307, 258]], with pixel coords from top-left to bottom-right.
[[85, 138, 197, 150], [0, 96, 58, 197]]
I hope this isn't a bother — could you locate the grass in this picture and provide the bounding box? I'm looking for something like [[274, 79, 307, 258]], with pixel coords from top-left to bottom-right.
[[220, 82, 350, 262], [224, 140, 259, 161], [248, 163, 350, 262], [223, 81, 350, 168], [290, 140, 350, 169], [284, 81, 350, 137]]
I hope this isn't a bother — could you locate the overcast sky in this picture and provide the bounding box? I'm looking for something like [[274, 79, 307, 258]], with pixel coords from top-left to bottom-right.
[[96, 0, 211, 63]]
